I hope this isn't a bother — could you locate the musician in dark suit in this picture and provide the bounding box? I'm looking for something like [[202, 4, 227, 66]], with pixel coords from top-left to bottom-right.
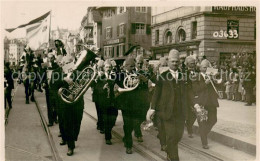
[[115, 57, 148, 154], [22, 46, 36, 104], [192, 59, 219, 149], [91, 59, 105, 133], [4, 62, 14, 109], [98, 59, 118, 145], [148, 49, 185, 161], [48, 54, 60, 126], [133, 55, 151, 142], [182, 56, 198, 138]]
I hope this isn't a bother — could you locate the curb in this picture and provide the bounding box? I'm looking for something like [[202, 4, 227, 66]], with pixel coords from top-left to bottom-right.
[[192, 125, 256, 155]]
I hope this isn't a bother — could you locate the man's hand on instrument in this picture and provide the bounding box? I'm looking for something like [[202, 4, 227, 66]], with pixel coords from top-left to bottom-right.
[[146, 109, 155, 121]]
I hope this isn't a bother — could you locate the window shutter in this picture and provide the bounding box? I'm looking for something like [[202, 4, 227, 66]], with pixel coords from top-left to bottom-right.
[[131, 23, 136, 34], [117, 25, 119, 36], [146, 24, 151, 35], [111, 27, 113, 38]]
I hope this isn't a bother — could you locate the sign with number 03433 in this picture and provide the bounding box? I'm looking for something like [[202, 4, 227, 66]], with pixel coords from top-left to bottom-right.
[[213, 30, 238, 39]]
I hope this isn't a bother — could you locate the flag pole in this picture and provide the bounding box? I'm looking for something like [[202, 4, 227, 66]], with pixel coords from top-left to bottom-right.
[[48, 10, 52, 50]]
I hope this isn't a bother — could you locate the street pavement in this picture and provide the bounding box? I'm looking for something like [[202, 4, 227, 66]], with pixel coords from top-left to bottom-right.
[[4, 85, 256, 161], [5, 84, 53, 161]]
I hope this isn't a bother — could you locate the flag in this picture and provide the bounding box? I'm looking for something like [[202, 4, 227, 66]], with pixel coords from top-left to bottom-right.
[[5, 11, 51, 32], [5, 11, 51, 50], [26, 13, 51, 50]]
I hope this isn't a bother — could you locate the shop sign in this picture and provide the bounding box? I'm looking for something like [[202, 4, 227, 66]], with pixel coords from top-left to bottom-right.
[[104, 38, 125, 45], [212, 6, 256, 14]]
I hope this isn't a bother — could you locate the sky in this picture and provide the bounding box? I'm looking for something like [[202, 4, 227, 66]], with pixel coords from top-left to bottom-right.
[[1, 1, 89, 38]]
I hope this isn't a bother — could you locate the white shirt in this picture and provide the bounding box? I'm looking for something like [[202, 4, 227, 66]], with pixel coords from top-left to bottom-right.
[[169, 69, 179, 80]]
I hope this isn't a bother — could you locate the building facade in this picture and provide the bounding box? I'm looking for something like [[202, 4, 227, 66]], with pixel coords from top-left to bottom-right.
[[8, 39, 24, 66], [151, 6, 256, 64], [4, 37, 10, 63], [93, 7, 152, 59], [80, 7, 102, 50]]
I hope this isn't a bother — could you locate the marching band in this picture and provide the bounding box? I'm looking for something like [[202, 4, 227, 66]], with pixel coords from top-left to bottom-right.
[[17, 40, 224, 160]]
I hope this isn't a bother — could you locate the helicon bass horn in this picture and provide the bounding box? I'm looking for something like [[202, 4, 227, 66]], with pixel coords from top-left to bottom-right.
[[58, 45, 98, 104]]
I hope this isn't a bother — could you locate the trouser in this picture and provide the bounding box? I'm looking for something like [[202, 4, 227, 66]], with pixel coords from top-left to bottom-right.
[[63, 103, 84, 149], [245, 88, 253, 105], [156, 115, 166, 147], [121, 110, 143, 148], [25, 82, 34, 102], [101, 106, 118, 140], [57, 107, 66, 142], [185, 108, 196, 135], [160, 115, 185, 161], [5, 88, 12, 109], [45, 90, 57, 124], [197, 107, 217, 146], [95, 103, 104, 130]]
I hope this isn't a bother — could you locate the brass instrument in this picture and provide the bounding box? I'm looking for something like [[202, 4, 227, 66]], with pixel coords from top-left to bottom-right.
[[114, 73, 140, 97], [58, 45, 97, 104]]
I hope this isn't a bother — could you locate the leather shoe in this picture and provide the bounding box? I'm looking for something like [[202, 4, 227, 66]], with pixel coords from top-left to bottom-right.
[[203, 145, 209, 149], [26, 100, 29, 104], [60, 140, 66, 146], [137, 137, 143, 142], [188, 134, 193, 138], [161, 145, 167, 151], [245, 103, 252, 106], [67, 148, 74, 156], [47, 123, 53, 127], [106, 140, 112, 145], [100, 129, 105, 134], [126, 148, 132, 154]]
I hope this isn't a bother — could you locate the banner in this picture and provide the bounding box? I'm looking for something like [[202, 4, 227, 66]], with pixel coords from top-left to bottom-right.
[[26, 13, 51, 50]]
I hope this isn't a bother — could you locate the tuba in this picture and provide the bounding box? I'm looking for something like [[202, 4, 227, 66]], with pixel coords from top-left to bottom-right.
[[58, 45, 98, 104]]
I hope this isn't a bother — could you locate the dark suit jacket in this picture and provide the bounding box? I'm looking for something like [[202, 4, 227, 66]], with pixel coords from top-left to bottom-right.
[[151, 69, 185, 120], [192, 73, 219, 109]]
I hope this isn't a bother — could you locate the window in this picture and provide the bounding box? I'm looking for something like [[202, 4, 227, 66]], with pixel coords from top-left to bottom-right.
[[135, 23, 145, 34], [106, 27, 112, 39], [227, 20, 239, 39], [135, 7, 147, 13], [141, 7, 147, 13], [104, 9, 113, 18], [191, 21, 197, 39], [254, 21, 256, 40], [119, 44, 125, 56], [165, 31, 172, 44], [117, 7, 126, 14], [119, 24, 125, 36], [155, 30, 159, 44], [176, 28, 186, 42]]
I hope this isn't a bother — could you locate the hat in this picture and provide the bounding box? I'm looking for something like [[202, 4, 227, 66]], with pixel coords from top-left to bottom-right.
[[200, 59, 210, 68], [97, 59, 104, 67], [159, 57, 167, 66], [124, 57, 135, 66], [168, 49, 179, 59], [185, 56, 195, 64], [110, 60, 117, 67], [136, 55, 144, 63], [104, 59, 112, 66], [179, 54, 187, 59]]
